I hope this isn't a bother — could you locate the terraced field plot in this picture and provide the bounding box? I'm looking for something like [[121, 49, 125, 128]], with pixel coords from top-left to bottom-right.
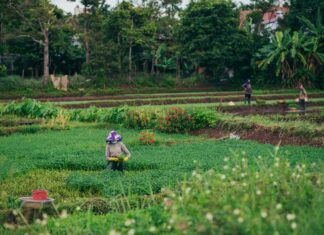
[[0, 90, 323, 235]]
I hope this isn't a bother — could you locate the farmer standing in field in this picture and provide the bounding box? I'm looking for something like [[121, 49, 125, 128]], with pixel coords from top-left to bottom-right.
[[298, 83, 308, 112], [242, 80, 252, 105], [106, 130, 131, 171]]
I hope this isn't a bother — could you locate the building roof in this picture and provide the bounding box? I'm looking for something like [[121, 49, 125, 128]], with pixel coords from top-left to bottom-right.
[[240, 6, 289, 27]]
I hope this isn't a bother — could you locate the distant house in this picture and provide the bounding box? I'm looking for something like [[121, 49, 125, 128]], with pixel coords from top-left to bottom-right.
[[73, 5, 91, 15], [240, 6, 289, 31], [74, 5, 82, 15]]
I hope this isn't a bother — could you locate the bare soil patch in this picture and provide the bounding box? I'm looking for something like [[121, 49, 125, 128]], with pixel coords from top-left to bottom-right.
[[192, 127, 324, 147], [59, 97, 324, 112], [219, 102, 324, 115]]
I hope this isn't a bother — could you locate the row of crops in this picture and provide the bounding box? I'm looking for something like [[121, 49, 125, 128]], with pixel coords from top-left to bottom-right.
[[0, 124, 323, 234], [1, 99, 324, 139]]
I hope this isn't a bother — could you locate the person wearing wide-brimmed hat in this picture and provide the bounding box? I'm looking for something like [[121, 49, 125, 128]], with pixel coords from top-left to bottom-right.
[[105, 130, 131, 171]]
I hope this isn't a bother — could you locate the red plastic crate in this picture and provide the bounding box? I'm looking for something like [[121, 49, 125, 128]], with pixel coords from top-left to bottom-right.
[[32, 190, 48, 200]]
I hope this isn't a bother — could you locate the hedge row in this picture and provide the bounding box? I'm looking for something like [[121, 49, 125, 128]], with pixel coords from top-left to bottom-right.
[[1, 99, 219, 133]]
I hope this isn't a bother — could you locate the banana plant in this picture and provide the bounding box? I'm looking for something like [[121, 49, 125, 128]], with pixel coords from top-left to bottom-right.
[[257, 30, 308, 84]]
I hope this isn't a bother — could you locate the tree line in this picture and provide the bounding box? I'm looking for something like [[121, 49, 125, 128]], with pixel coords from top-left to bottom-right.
[[0, 0, 323, 88]]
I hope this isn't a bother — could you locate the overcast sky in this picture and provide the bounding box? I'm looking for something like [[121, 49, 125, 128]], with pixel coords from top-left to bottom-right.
[[51, 0, 252, 13]]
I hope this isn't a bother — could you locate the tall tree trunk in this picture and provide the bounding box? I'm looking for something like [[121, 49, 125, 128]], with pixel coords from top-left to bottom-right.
[[10, 60, 14, 74], [128, 40, 132, 81], [176, 56, 181, 81], [118, 32, 122, 73], [151, 54, 155, 75], [85, 35, 90, 64], [35, 67, 39, 78], [155, 56, 159, 75], [128, 18, 134, 82], [43, 28, 49, 85]]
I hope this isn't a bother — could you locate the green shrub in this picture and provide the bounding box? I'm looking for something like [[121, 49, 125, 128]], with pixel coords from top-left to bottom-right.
[[190, 110, 220, 129], [161, 76, 176, 88], [158, 107, 193, 133], [2, 99, 59, 119], [0, 76, 43, 91], [124, 109, 159, 130], [0, 65, 7, 77]]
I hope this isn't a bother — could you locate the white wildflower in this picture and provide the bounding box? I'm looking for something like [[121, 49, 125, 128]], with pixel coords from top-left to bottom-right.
[[128, 229, 135, 235], [149, 226, 156, 232], [256, 189, 262, 196], [185, 187, 191, 194], [286, 213, 296, 221], [223, 165, 229, 170], [196, 174, 202, 180], [109, 229, 121, 235], [125, 219, 135, 227], [233, 209, 240, 215], [224, 157, 229, 162], [238, 217, 244, 223], [261, 210, 267, 218], [205, 213, 213, 222], [220, 174, 226, 180], [291, 222, 297, 229], [276, 204, 282, 210]]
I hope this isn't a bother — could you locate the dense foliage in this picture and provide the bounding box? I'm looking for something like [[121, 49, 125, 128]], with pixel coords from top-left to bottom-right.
[[178, 0, 254, 83], [1, 0, 322, 88]]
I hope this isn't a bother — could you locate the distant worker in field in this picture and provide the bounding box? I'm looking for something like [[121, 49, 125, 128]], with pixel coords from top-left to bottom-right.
[[298, 83, 308, 112], [106, 130, 131, 171], [242, 79, 252, 105]]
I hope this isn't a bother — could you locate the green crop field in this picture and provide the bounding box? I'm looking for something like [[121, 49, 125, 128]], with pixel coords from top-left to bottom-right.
[[0, 90, 324, 235], [0, 120, 324, 234]]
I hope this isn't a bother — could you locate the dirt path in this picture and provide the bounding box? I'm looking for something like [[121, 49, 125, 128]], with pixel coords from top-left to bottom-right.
[[192, 128, 324, 148], [59, 98, 324, 111]]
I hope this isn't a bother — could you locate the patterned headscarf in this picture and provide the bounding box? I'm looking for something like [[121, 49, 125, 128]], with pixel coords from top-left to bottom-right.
[[106, 130, 122, 144]]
